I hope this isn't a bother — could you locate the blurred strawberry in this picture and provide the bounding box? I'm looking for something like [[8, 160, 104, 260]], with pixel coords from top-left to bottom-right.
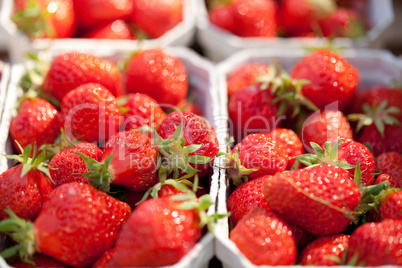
[[318, 8, 365, 38], [83, 20, 136, 39], [376, 152, 402, 188]]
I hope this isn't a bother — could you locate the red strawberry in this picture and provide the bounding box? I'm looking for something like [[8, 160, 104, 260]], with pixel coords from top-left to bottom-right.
[[228, 83, 279, 142], [176, 100, 204, 116], [83, 20, 136, 39], [78, 130, 158, 192], [13, 0, 76, 39], [73, 0, 133, 29], [264, 164, 361, 236], [130, 0, 183, 38], [118, 93, 166, 132], [60, 83, 122, 144], [10, 98, 60, 153], [226, 63, 270, 99], [291, 50, 359, 110], [264, 128, 304, 169], [345, 89, 369, 115], [93, 249, 116, 268], [106, 197, 204, 267], [375, 173, 392, 185], [298, 234, 350, 266], [0, 145, 52, 220], [0, 182, 131, 267], [12, 254, 68, 268], [318, 8, 365, 38], [227, 133, 288, 185], [379, 190, 402, 220], [230, 208, 297, 266], [228, 176, 271, 226], [280, 0, 336, 35], [358, 125, 402, 156], [42, 51, 124, 102], [376, 152, 402, 188], [363, 87, 402, 122], [124, 49, 188, 106], [49, 143, 103, 187], [208, 2, 235, 33], [346, 219, 402, 266], [301, 110, 353, 152], [156, 111, 219, 178]]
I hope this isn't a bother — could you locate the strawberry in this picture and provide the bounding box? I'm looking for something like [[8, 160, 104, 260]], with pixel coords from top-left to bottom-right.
[[297, 234, 350, 265], [42, 51, 125, 102], [280, 0, 336, 35], [118, 93, 166, 132], [226, 63, 270, 99], [60, 83, 122, 144], [12, 254, 68, 268], [227, 133, 288, 185], [375, 173, 392, 185], [264, 164, 361, 236], [318, 8, 365, 38], [230, 208, 297, 265], [124, 48, 188, 106], [10, 98, 60, 153], [346, 219, 402, 266], [376, 152, 402, 188], [228, 176, 271, 226], [379, 190, 402, 220], [83, 20, 136, 39], [106, 195, 213, 267], [130, 0, 184, 38], [13, 0, 76, 39], [48, 143, 103, 187], [363, 87, 402, 121], [93, 249, 116, 268], [301, 110, 353, 152], [176, 100, 203, 116], [0, 182, 131, 267], [78, 130, 158, 192], [73, 0, 133, 29], [208, 2, 235, 34], [0, 145, 52, 220], [291, 50, 359, 110], [358, 125, 402, 156], [264, 128, 304, 169], [156, 111, 219, 179]]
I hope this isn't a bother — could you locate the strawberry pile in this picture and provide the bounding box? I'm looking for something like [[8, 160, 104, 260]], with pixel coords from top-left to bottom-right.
[[223, 49, 402, 266], [13, 0, 184, 40], [207, 0, 368, 39], [0, 48, 223, 267]]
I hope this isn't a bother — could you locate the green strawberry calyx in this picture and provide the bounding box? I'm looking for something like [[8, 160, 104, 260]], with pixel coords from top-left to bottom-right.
[[154, 120, 211, 181], [5, 142, 52, 183], [347, 100, 401, 138], [0, 208, 36, 265], [75, 153, 113, 193], [216, 151, 258, 186]]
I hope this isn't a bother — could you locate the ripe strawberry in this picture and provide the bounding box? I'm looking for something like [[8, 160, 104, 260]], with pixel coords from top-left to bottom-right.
[[264, 128, 304, 169], [226, 63, 270, 99], [318, 8, 365, 38], [73, 0, 133, 29], [156, 111, 219, 178], [10, 98, 60, 153], [176, 100, 203, 116], [118, 93, 166, 132], [93, 249, 116, 268], [228, 176, 271, 226], [297, 234, 350, 266], [106, 197, 205, 267], [230, 208, 297, 266], [228, 83, 279, 142], [227, 133, 288, 185], [363, 87, 402, 122], [375, 173, 392, 185], [0, 182, 131, 267], [358, 125, 402, 156], [60, 83, 122, 144], [42, 51, 125, 102], [208, 2, 235, 33], [0, 145, 52, 220], [376, 152, 402, 188], [280, 0, 336, 35], [301, 110, 353, 152], [291, 50, 359, 110], [264, 164, 361, 236], [124, 49, 188, 106], [346, 219, 402, 266], [78, 130, 158, 192], [12, 254, 68, 268], [379, 190, 402, 220], [48, 143, 103, 187], [345, 89, 369, 115], [130, 0, 183, 38], [83, 20, 136, 39], [13, 0, 76, 39]]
